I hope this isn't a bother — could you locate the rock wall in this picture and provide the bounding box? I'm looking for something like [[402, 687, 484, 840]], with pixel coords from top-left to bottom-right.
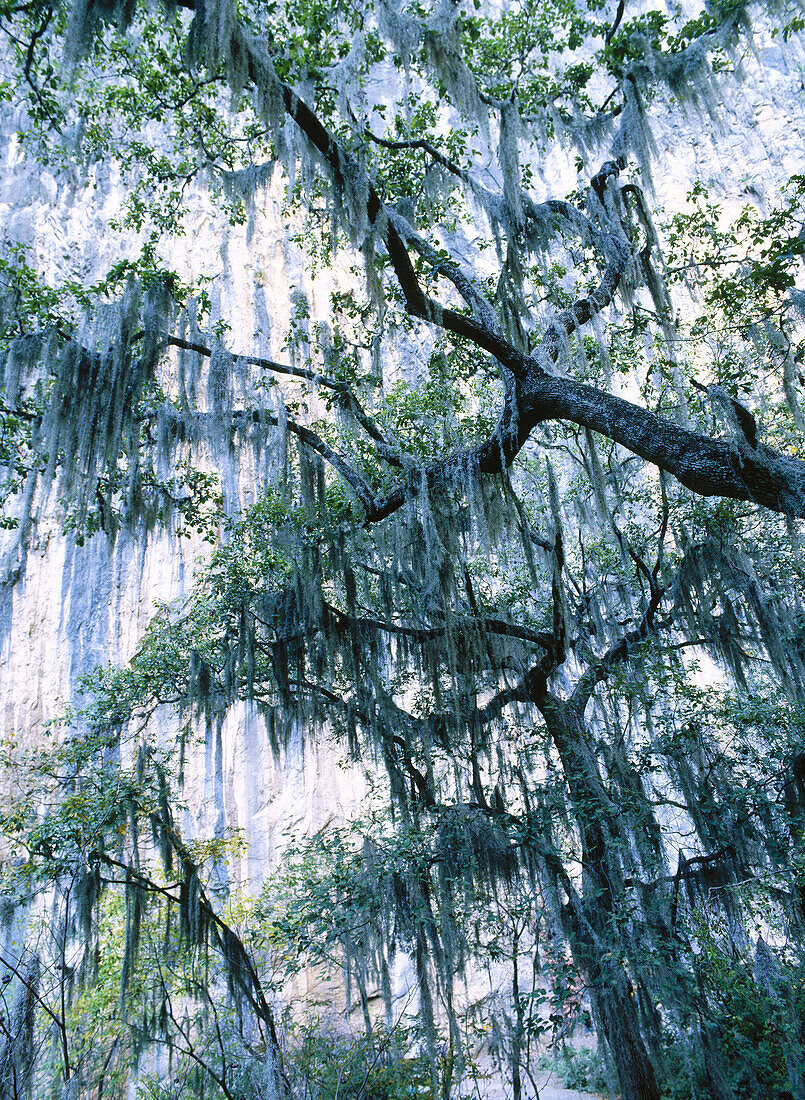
[[0, 99, 373, 890]]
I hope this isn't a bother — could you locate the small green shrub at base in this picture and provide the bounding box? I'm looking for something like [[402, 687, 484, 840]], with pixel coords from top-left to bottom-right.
[[539, 1045, 609, 1093]]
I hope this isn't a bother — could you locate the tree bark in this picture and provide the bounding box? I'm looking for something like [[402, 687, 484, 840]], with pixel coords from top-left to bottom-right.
[[539, 694, 662, 1100]]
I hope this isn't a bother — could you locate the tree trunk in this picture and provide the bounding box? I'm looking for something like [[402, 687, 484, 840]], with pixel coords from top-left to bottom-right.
[[512, 934, 523, 1100], [540, 696, 662, 1100]]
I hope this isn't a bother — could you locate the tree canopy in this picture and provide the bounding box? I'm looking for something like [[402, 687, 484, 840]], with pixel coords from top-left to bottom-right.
[[1, 0, 805, 1098]]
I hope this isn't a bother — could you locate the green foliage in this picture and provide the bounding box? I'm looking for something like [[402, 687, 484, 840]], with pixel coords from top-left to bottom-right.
[[656, 917, 805, 1100], [459, 0, 600, 117], [285, 1025, 441, 1100], [667, 178, 805, 325], [540, 1045, 609, 1092], [0, 242, 210, 348]]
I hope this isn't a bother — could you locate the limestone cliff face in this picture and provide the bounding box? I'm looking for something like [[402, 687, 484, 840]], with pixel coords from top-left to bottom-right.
[[0, 22, 803, 890], [0, 107, 371, 889]]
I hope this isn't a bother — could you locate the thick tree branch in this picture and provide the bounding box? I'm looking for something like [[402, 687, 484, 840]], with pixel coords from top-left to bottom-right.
[[241, 52, 805, 518], [387, 211, 502, 335], [319, 599, 555, 650], [66, 6, 805, 524], [242, 39, 805, 517]]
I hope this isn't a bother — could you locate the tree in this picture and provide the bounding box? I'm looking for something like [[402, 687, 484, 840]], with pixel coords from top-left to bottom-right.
[[1, 0, 805, 1098]]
